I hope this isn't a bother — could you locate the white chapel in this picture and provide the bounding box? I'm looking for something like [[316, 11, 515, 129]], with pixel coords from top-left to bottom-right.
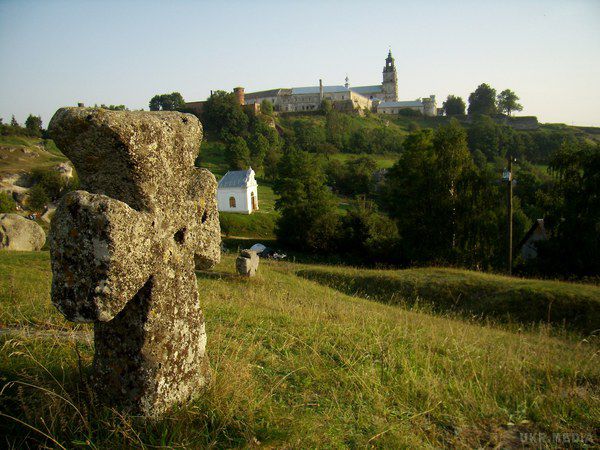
[[217, 168, 259, 214]]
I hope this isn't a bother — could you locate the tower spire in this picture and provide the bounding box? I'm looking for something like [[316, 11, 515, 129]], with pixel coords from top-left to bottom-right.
[[345, 75, 349, 89], [382, 48, 398, 101]]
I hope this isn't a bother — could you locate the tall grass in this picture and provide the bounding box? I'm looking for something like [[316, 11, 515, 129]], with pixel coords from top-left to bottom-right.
[[296, 266, 600, 335], [0, 252, 598, 447]]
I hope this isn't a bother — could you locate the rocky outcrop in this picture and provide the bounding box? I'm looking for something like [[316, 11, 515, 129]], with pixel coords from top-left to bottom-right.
[[48, 107, 220, 417], [54, 162, 74, 178], [236, 249, 259, 276], [0, 213, 46, 251]]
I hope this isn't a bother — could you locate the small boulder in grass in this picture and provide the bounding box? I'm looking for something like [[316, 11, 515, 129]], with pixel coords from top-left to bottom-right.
[[236, 250, 259, 277], [0, 213, 46, 251]]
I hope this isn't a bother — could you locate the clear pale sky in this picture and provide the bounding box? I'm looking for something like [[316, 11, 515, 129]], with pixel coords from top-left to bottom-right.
[[1, 0, 599, 127]]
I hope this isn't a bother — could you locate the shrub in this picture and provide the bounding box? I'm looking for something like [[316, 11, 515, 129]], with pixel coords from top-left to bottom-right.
[[28, 184, 49, 212], [260, 99, 274, 116], [0, 191, 16, 213], [30, 168, 72, 201], [397, 109, 422, 117]]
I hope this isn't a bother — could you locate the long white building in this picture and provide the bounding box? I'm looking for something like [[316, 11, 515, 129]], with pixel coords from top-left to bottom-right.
[[186, 50, 439, 116]]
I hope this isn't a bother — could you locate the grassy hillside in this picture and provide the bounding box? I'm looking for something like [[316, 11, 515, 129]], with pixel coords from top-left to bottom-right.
[[297, 266, 600, 335], [0, 136, 67, 177], [329, 152, 399, 169], [1, 251, 598, 447]]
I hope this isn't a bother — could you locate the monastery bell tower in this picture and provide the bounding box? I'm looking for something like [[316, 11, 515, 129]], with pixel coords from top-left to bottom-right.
[[382, 49, 398, 101]]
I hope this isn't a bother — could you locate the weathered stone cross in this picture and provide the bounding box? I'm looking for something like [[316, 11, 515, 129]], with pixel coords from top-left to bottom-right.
[[48, 107, 220, 416]]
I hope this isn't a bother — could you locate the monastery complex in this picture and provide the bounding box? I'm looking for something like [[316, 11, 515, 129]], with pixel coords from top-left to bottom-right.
[[186, 50, 440, 117]]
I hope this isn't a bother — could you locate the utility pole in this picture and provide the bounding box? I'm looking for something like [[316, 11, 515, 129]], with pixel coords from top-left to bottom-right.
[[503, 154, 514, 275]]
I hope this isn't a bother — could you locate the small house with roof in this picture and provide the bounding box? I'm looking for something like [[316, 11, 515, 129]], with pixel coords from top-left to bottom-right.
[[217, 168, 259, 214]]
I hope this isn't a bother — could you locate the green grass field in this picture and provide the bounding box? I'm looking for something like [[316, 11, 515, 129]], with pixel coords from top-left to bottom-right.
[[297, 265, 600, 335], [0, 136, 68, 176], [328, 152, 399, 169], [217, 181, 278, 238], [1, 251, 598, 448]]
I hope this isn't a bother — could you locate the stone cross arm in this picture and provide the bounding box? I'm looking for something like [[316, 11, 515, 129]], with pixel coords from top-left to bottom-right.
[[48, 108, 220, 323]]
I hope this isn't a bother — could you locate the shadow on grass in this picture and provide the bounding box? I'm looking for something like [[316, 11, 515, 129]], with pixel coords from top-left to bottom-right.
[[0, 336, 273, 448], [295, 269, 600, 336]]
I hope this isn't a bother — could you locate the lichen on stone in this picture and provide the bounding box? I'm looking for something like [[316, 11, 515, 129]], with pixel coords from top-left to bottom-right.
[[48, 107, 220, 416]]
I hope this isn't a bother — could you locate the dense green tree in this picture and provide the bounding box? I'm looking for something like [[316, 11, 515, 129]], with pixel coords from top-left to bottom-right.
[[535, 141, 600, 276], [149, 92, 185, 111], [442, 95, 466, 115], [381, 128, 442, 263], [225, 136, 251, 170], [407, 121, 420, 133], [263, 146, 283, 181], [5, 115, 24, 135], [291, 120, 326, 153], [248, 132, 269, 170], [325, 110, 350, 150], [274, 148, 340, 252], [338, 200, 399, 261], [525, 129, 574, 164], [202, 90, 249, 139], [325, 159, 345, 191], [497, 89, 523, 116], [467, 115, 524, 161], [251, 115, 281, 149], [321, 98, 333, 114], [397, 108, 422, 117], [514, 162, 548, 220], [368, 126, 404, 154], [0, 191, 16, 213], [380, 120, 521, 268], [339, 156, 378, 196], [28, 184, 49, 212], [260, 99, 274, 116], [472, 149, 487, 169], [96, 104, 128, 111], [453, 166, 528, 269], [349, 128, 370, 153], [467, 115, 502, 160], [25, 115, 42, 137], [30, 168, 67, 201], [468, 83, 497, 115]]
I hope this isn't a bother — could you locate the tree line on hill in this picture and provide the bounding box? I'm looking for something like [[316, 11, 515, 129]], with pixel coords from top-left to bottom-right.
[[1, 115, 44, 138], [185, 87, 598, 278], [199, 91, 284, 174], [274, 121, 599, 278], [3, 85, 597, 278], [442, 84, 523, 116]]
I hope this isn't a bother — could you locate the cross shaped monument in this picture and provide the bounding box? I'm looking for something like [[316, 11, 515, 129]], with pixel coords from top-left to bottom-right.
[[48, 107, 220, 416]]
